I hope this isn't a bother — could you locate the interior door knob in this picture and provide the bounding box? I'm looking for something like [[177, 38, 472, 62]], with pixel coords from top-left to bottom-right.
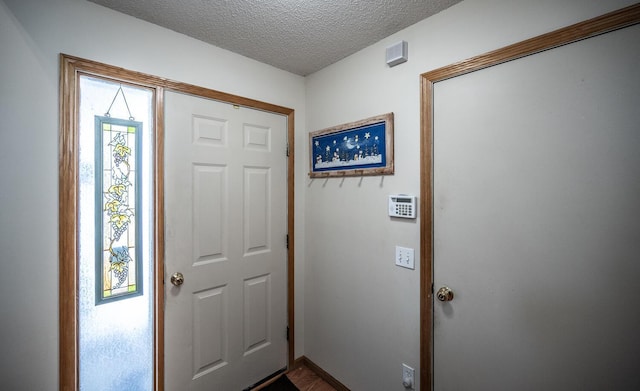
[[436, 286, 454, 302], [170, 272, 184, 286]]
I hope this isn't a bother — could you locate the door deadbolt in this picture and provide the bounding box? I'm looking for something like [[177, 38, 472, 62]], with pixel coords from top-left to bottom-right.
[[436, 286, 454, 302]]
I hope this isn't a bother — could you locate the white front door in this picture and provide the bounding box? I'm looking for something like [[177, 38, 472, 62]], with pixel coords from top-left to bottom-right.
[[433, 24, 640, 389], [164, 91, 288, 390]]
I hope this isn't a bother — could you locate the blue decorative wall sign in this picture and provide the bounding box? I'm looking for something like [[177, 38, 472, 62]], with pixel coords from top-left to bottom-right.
[[309, 113, 394, 177]]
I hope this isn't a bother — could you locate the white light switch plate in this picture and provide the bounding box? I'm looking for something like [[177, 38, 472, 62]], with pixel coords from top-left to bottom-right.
[[395, 246, 415, 269]]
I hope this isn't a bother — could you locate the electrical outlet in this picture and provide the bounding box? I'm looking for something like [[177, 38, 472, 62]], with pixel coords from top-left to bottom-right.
[[395, 246, 415, 269], [402, 363, 415, 389]]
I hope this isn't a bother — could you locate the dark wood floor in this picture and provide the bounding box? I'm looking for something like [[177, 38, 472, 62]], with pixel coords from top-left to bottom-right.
[[286, 365, 336, 391]]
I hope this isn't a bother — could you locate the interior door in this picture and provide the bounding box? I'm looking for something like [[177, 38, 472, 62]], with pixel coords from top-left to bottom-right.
[[164, 91, 288, 390], [433, 24, 640, 390]]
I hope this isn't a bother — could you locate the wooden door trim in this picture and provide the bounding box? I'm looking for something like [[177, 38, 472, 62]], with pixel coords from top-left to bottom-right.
[[59, 54, 79, 391], [154, 86, 166, 391], [59, 54, 296, 390], [418, 4, 640, 390]]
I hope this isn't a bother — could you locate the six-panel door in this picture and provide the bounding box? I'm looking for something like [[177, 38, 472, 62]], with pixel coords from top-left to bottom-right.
[[164, 91, 288, 390]]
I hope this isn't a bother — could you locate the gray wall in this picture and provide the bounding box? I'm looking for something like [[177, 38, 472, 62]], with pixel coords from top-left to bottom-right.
[[304, 0, 636, 389], [0, 0, 636, 389], [0, 0, 305, 389]]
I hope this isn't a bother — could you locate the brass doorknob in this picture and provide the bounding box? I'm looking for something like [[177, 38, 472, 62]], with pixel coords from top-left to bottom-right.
[[436, 286, 454, 302], [170, 272, 184, 286]]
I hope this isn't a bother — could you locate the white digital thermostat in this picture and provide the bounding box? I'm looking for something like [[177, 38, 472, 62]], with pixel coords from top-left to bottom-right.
[[389, 194, 417, 218]]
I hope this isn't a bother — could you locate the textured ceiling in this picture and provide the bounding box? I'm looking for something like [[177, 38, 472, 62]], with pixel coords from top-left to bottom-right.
[[87, 0, 462, 76]]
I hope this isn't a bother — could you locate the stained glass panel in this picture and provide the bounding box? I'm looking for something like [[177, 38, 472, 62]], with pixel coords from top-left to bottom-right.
[[95, 116, 143, 304]]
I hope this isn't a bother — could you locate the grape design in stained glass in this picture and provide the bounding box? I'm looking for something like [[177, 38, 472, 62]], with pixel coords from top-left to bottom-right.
[[96, 116, 143, 304]]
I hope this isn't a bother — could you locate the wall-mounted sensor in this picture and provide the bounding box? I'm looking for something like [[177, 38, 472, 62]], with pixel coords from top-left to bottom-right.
[[386, 41, 408, 67]]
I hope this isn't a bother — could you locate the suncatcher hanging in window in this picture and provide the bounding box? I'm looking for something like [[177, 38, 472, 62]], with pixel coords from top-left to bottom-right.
[[95, 109, 143, 303]]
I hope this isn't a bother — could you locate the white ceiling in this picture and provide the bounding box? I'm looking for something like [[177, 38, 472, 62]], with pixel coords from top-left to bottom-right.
[[88, 0, 462, 76]]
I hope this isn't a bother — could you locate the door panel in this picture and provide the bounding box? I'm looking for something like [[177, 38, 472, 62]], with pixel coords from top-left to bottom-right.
[[433, 24, 640, 390], [244, 168, 270, 254], [193, 165, 225, 263], [165, 92, 288, 390], [244, 274, 271, 353], [193, 286, 227, 377]]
